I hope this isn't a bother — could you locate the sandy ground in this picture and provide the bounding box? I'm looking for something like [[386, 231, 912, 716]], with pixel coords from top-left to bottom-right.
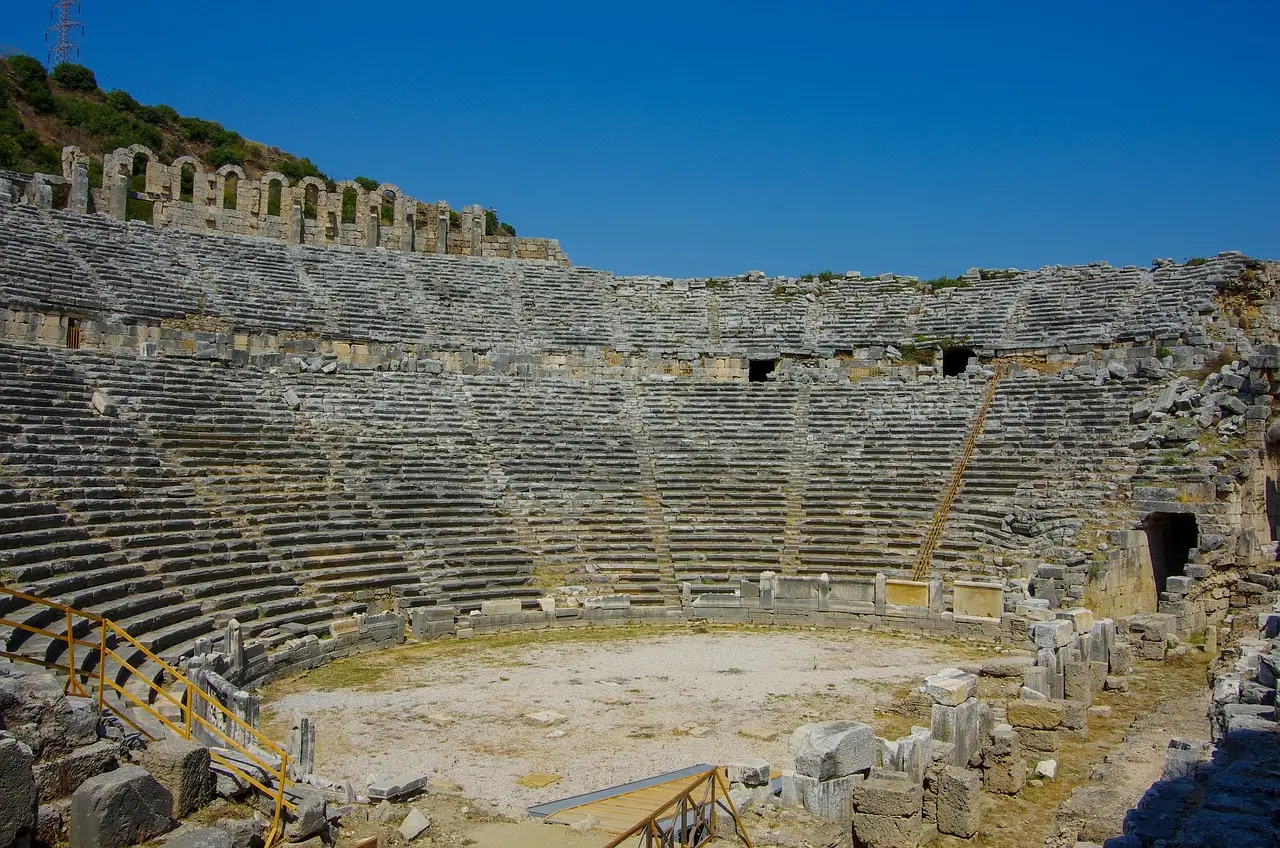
[[261, 627, 992, 816]]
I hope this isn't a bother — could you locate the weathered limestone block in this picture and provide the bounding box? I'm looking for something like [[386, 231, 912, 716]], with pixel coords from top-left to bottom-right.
[[1016, 728, 1060, 754], [850, 778, 923, 848], [853, 776, 922, 817], [1109, 642, 1133, 674], [285, 792, 326, 841], [1063, 662, 1093, 706], [726, 758, 771, 787], [780, 770, 863, 821], [930, 699, 981, 767], [1055, 607, 1095, 633], [132, 737, 214, 818], [936, 767, 982, 837], [980, 729, 1024, 795], [70, 766, 173, 848], [1022, 665, 1051, 699], [922, 670, 978, 706], [0, 732, 38, 848], [34, 739, 121, 801], [162, 824, 234, 848], [1006, 699, 1064, 730], [790, 721, 875, 780], [1032, 619, 1074, 649]]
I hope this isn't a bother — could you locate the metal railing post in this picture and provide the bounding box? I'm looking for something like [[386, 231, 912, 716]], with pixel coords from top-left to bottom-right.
[[64, 608, 75, 694], [96, 619, 106, 713]]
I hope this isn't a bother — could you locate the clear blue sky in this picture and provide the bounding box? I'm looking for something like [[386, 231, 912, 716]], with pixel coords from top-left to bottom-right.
[[5, 1, 1278, 278]]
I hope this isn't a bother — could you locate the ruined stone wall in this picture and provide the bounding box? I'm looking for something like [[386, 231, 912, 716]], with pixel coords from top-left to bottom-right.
[[18, 146, 570, 265]]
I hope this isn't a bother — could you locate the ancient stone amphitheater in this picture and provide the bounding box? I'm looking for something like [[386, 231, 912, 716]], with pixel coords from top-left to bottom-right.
[[2, 152, 1279, 848]]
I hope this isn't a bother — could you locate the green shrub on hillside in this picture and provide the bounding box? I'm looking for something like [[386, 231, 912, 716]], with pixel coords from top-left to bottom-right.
[[51, 63, 97, 92], [0, 136, 19, 169], [105, 89, 138, 112], [208, 144, 245, 168], [9, 56, 56, 115], [279, 156, 326, 184], [354, 176, 378, 191], [484, 209, 516, 237]]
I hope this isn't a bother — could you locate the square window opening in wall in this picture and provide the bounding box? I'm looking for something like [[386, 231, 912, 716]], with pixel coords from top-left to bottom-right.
[[66, 317, 81, 349], [749, 359, 777, 383]]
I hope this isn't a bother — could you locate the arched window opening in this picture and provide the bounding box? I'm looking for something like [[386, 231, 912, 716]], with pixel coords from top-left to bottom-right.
[[266, 180, 283, 217], [303, 183, 319, 221], [126, 154, 154, 223], [179, 164, 195, 202], [1144, 512, 1197, 595], [380, 191, 395, 225], [341, 188, 357, 224], [223, 173, 239, 210], [942, 347, 976, 377], [748, 359, 778, 383]]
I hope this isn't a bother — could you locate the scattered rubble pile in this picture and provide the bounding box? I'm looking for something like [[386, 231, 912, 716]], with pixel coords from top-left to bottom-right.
[[1095, 589, 1280, 847], [723, 606, 1153, 848]]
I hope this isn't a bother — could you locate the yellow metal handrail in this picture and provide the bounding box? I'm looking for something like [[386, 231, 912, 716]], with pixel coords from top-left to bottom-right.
[[911, 361, 1007, 581], [0, 585, 294, 844], [602, 768, 752, 848]]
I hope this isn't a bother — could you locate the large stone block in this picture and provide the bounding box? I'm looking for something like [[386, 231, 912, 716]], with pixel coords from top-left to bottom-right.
[[726, 758, 771, 788], [930, 700, 981, 767], [1031, 619, 1074, 649], [790, 721, 875, 780], [936, 767, 981, 838], [1054, 607, 1095, 634], [922, 669, 978, 707], [70, 765, 172, 848], [133, 737, 214, 818], [1017, 728, 1060, 753], [1109, 642, 1133, 675], [162, 824, 234, 848], [850, 777, 922, 817], [980, 730, 1024, 796], [1063, 662, 1093, 706], [780, 770, 863, 821], [850, 811, 922, 848], [0, 732, 37, 848], [34, 739, 121, 801], [1006, 699, 1064, 730]]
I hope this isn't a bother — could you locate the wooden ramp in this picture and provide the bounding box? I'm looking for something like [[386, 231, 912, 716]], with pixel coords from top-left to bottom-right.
[[537, 766, 714, 834], [533, 765, 777, 837]]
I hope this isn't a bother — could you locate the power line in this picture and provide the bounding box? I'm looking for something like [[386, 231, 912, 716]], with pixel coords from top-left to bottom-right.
[[46, 0, 84, 66]]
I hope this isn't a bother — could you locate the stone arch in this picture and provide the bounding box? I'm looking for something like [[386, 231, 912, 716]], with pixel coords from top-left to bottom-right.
[[335, 180, 361, 225], [297, 176, 326, 222], [377, 183, 402, 226], [217, 165, 245, 211], [260, 171, 289, 218]]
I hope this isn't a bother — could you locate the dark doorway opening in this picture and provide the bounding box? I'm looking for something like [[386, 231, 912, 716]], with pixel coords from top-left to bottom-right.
[[1144, 512, 1197, 594], [748, 359, 777, 383], [942, 346, 976, 377], [1267, 477, 1280, 542], [65, 317, 80, 349]]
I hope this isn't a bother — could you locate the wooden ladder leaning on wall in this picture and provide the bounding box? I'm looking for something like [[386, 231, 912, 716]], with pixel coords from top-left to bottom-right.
[[911, 360, 1008, 582]]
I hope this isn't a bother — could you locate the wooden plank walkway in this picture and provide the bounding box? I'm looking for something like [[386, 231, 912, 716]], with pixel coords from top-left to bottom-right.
[[543, 767, 778, 835]]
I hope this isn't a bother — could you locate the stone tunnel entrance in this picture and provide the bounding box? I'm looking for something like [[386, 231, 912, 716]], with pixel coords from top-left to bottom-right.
[[941, 346, 976, 377], [1144, 512, 1198, 595], [748, 359, 777, 383]]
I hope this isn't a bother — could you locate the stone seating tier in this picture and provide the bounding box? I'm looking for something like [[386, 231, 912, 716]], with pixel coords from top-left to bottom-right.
[[0, 203, 1235, 357]]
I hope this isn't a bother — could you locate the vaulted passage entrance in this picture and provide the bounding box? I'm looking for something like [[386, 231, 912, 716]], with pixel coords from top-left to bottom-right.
[[1144, 512, 1197, 594], [748, 359, 777, 383], [941, 347, 976, 377]]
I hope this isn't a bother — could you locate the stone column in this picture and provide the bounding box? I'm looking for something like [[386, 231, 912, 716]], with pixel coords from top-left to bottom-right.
[[366, 206, 379, 248], [71, 162, 89, 213], [289, 201, 303, 243], [110, 172, 128, 220], [436, 212, 448, 254], [508, 237, 517, 259], [226, 620, 244, 679], [470, 214, 483, 254], [402, 213, 415, 252]]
